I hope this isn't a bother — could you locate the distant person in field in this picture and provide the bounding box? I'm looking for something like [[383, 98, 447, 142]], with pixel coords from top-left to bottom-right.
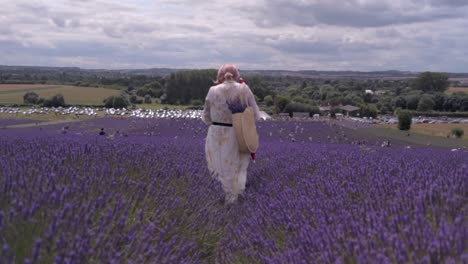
[[99, 128, 106, 136], [202, 64, 260, 204]]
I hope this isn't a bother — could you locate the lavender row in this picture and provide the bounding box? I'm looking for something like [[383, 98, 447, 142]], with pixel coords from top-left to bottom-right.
[[0, 118, 382, 146], [0, 122, 466, 263]]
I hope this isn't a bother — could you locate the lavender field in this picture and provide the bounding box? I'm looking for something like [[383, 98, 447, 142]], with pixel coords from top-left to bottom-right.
[[0, 118, 466, 263]]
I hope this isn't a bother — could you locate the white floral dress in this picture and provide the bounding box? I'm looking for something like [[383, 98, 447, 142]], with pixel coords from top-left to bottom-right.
[[201, 80, 260, 203]]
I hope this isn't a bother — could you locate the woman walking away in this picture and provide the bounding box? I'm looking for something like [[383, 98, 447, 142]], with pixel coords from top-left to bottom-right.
[[202, 64, 260, 204]]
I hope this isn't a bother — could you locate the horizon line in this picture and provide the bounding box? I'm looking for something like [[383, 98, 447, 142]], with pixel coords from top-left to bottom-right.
[[2, 64, 468, 74]]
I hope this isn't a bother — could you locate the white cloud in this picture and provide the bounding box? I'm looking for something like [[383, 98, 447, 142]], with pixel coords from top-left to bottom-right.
[[0, 0, 467, 71]]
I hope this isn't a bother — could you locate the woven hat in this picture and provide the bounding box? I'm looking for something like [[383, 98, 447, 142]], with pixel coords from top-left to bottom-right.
[[232, 106, 259, 153]]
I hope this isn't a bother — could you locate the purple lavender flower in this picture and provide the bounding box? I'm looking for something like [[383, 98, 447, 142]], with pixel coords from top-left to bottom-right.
[[0, 117, 465, 262], [226, 98, 247, 114]]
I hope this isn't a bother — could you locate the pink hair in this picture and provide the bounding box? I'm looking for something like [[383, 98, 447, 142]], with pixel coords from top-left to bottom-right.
[[215, 64, 241, 84]]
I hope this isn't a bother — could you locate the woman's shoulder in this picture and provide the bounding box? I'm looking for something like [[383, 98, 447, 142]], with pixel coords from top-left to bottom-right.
[[210, 81, 248, 91], [210, 82, 226, 90]]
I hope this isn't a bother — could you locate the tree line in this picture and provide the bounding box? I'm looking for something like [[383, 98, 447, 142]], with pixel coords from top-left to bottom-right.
[[19, 69, 468, 114]]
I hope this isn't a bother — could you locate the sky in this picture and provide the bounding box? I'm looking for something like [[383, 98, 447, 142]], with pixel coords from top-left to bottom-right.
[[0, 0, 467, 72]]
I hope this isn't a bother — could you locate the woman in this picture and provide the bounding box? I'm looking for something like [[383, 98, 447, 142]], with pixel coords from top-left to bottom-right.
[[202, 64, 260, 204]]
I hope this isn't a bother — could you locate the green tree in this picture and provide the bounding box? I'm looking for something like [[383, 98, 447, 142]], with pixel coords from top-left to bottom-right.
[[432, 93, 446, 111], [113, 96, 129, 108], [244, 75, 269, 100], [144, 94, 152, 104], [287, 86, 300, 97], [398, 111, 412, 130], [451, 128, 464, 138], [104, 95, 130, 108], [443, 94, 464, 112], [405, 95, 420, 110], [357, 103, 378, 118], [43, 94, 65, 107], [284, 102, 319, 116], [274, 95, 290, 113], [263, 95, 274, 106], [190, 99, 203, 106], [417, 95, 435, 112], [165, 69, 217, 104], [23, 91, 40, 104], [130, 95, 138, 104], [412, 72, 449, 92]]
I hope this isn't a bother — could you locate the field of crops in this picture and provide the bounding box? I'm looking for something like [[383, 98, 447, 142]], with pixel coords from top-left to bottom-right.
[[0, 85, 121, 105], [0, 84, 62, 93], [447, 87, 468, 94], [0, 118, 466, 263], [410, 123, 468, 139]]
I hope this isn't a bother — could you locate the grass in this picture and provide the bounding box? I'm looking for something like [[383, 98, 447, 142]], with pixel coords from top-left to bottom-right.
[[0, 84, 62, 93], [411, 123, 467, 139], [368, 124, 468, 148], [379, 123, 468, 140], [0, 85, 121, 105], [137, 104, 193, 110]]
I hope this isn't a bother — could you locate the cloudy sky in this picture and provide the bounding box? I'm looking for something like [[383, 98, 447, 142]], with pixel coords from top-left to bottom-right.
[[1, 0, 467, 71]]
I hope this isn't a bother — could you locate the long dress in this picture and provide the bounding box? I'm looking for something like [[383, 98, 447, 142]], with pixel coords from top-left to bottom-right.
[[201, 80, 260, 203]]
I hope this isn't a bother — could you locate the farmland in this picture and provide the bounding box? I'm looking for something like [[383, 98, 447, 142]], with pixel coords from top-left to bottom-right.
[[405, 123, 468, 139], [447, 87, 468, 93], [0, 84, 121, 105], [0, 84, 62, 93], [0, 117, 466, 263], [376, 123, 468, 144]]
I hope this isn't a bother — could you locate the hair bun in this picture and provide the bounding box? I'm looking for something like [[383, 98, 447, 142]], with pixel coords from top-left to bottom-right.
[[224, 72, 233, 80]]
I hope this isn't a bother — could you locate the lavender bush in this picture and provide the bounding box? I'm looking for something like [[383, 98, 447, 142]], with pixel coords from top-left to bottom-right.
[[226, 99, 247, 114], [0, 118, 466, 263]]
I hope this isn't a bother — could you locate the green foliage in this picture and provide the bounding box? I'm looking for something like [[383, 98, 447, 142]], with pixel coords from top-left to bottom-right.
[[302, 86, 317, 98], [165, 69, 217, 104], [136, 81, 164, 98], [392, 96, 406, 109], [398, 111, 412, 131], [357, 103, 378, 118], [284, 102, 319, 116], [291, 95, 308, 104], [274, 95, 290, 113], [190, 99, 203, 106], [412, 72, 449, 92], [243, 76, 271, 100], [417, 95, 435, 112], [263, 95, 274, 106], [287, 86, 300, 97], [143, 80, 163, 90], [103, 95, 130, 108], [130, 95, 143, 104], [405, 95, 420, 110], [344, 92, 364, 105], [144, 94, 152, 104], [432, 93, 446, 111], [377, 96, 394, 113], [451, 128, 464, 138], [363, 93, 374, 103], [42, 94, 65, 107], [23, 91, 40, 104]]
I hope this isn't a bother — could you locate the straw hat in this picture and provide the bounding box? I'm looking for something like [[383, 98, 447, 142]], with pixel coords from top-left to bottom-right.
[[232, 106, 259, 153]]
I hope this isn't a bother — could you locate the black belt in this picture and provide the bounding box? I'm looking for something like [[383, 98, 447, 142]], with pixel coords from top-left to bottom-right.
[[212, 122, 233, 127]]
